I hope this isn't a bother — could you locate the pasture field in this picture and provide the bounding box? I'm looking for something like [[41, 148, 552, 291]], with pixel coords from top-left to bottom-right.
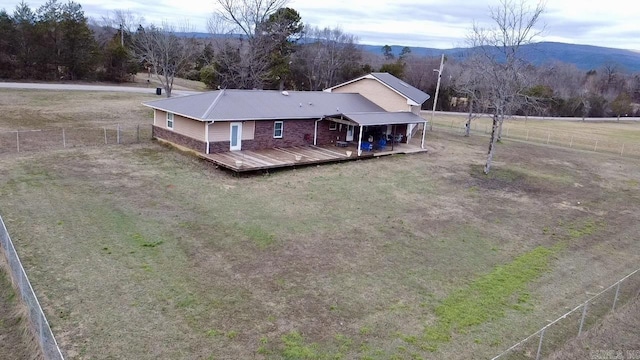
[[0, 90, 639, 359], [429, 113, 640, 158]]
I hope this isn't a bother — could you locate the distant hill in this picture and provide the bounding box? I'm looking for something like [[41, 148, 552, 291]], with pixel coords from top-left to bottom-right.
[[180, 32, 640, 73], [361, 42, 640, 72]]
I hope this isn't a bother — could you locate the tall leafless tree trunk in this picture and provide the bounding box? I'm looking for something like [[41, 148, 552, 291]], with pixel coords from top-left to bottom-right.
[[485, 113, 500, 173], [467, 0, 545, 174], [465, 100, 474, 137]]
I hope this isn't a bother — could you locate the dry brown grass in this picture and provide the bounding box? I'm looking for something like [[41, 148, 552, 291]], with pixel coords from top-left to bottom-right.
[[428, 112, 640, 158], [0, 91, 639, 359], [0, 260, 43, 360], [547, 297, 640, 360], [132, 73, 208, 91]]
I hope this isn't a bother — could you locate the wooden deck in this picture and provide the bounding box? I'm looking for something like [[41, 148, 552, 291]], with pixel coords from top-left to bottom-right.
[[201, 143, 427, 172]]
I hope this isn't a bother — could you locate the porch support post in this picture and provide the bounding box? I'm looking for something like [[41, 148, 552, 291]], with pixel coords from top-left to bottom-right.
[[421, 120, 427, 149], [314, 118, 321, 146], [357, 125, 364, 156], [205, 121, 211, 154], [392, 125, 395, 151]]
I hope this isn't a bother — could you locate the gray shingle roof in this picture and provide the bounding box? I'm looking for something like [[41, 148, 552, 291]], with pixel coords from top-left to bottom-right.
[[143, 90, 385, 121], [342, 112, 427, 126], [370, 73, 431, 105]]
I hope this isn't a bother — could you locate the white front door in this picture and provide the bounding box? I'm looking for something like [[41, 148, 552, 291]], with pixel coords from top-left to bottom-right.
[[230, 122, 242, 151], [346, 125, 354, 142]]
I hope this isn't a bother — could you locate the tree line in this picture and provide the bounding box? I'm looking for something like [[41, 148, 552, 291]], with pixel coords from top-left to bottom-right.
[[1, 0, 638, 116]]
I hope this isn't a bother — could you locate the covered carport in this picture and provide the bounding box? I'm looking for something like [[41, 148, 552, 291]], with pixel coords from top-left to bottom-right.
[[324, 112, 428, 156]]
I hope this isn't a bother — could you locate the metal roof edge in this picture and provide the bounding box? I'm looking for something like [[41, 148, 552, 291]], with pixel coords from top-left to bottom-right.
[[202, 90, 225, 119], [323, 74, 376, 91], [143, 104, 204, 122]]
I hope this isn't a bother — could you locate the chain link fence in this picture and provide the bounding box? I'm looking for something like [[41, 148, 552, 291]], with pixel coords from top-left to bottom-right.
[[429, 119, 640, 159], [0, 214, 65, 360], [492, 269, 640, 360], [0, 124, 152, 154]]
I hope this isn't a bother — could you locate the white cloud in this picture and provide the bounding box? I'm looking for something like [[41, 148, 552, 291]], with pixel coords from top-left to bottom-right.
[[0, 0, 638, 50]]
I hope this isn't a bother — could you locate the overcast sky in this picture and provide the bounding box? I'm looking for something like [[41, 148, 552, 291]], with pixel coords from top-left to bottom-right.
[[1, 0, 639, 50]]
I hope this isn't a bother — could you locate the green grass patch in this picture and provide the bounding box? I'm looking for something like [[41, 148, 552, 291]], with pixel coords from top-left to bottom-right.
[[241, 224, 276, 248], [565, 218, 603, 239], [423, 245, 559, 348], [281, 331, 324, 360]]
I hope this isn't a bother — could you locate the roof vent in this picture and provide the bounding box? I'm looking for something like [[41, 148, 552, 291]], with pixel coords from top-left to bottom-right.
[[299, 103, 302, 107], [281, 91, 289, 96]]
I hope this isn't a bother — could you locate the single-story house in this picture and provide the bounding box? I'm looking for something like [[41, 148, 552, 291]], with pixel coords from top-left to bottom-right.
[[143, 73, 430, 157]]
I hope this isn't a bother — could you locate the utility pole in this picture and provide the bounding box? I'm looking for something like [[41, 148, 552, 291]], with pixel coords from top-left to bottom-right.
[[431, 54, 445, 125], [120, 23, 124, 46]]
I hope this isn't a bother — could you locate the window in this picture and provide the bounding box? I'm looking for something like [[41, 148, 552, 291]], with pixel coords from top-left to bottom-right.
[[329, 121, 337, 131], [273, 121, 283, 138], [166, 112, 174, 130]]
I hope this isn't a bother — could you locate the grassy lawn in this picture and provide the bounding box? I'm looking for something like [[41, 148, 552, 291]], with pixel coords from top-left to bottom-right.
[[0, 91, 639, 359]]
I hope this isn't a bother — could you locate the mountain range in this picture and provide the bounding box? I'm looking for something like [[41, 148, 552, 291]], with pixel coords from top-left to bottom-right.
[[362, 42, 640, 73], [183, 32, 640, 73]]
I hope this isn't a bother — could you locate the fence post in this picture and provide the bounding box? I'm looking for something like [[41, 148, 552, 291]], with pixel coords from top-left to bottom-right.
[[620, 143, 625, 156], [104, 127, 107, 144], [136, 124, 140, 143], [612, 282, 621, 312], [16, 131, 19, 152], [535, 328, 545, 360], [578, 302, 588, 336], [594, 140, 598, 152], [62, 128, 66, 148], [117, 124, 121, 144]]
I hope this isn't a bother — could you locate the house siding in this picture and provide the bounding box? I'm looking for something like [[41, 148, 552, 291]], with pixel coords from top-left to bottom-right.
[[332, 78, 410, 112], [209, 121, 256, 142], [154, 110, 206, 141], [153, 125, 207, 153], [208, 119, 315, 153]]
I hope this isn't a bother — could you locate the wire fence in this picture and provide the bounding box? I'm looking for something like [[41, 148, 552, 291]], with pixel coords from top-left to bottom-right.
[[429, 120, 640, 159], [0, 124, 153, 154], [0, 214, 64, 360], [492, 268, 640, 360]]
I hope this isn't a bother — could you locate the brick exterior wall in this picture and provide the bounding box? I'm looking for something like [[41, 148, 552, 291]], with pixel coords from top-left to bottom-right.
[[156, 119, 411, 154], [153, 125, 207, 153], [316, 119, 346, 145], [208, 119, 317, 153]]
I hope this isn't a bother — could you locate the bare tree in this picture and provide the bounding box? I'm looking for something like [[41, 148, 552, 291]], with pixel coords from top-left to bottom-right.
[[210, 0, 291, 89], [292, 26, 362, 90], [450, 56, 486, 136], [403, 55, 444, 100], [467, 0, 545, 174], [133, 21, 199, 97], [215, 0, 288, 37]]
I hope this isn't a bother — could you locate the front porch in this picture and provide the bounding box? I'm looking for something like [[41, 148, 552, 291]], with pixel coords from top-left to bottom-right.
[[200, 141, 427, 172]]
